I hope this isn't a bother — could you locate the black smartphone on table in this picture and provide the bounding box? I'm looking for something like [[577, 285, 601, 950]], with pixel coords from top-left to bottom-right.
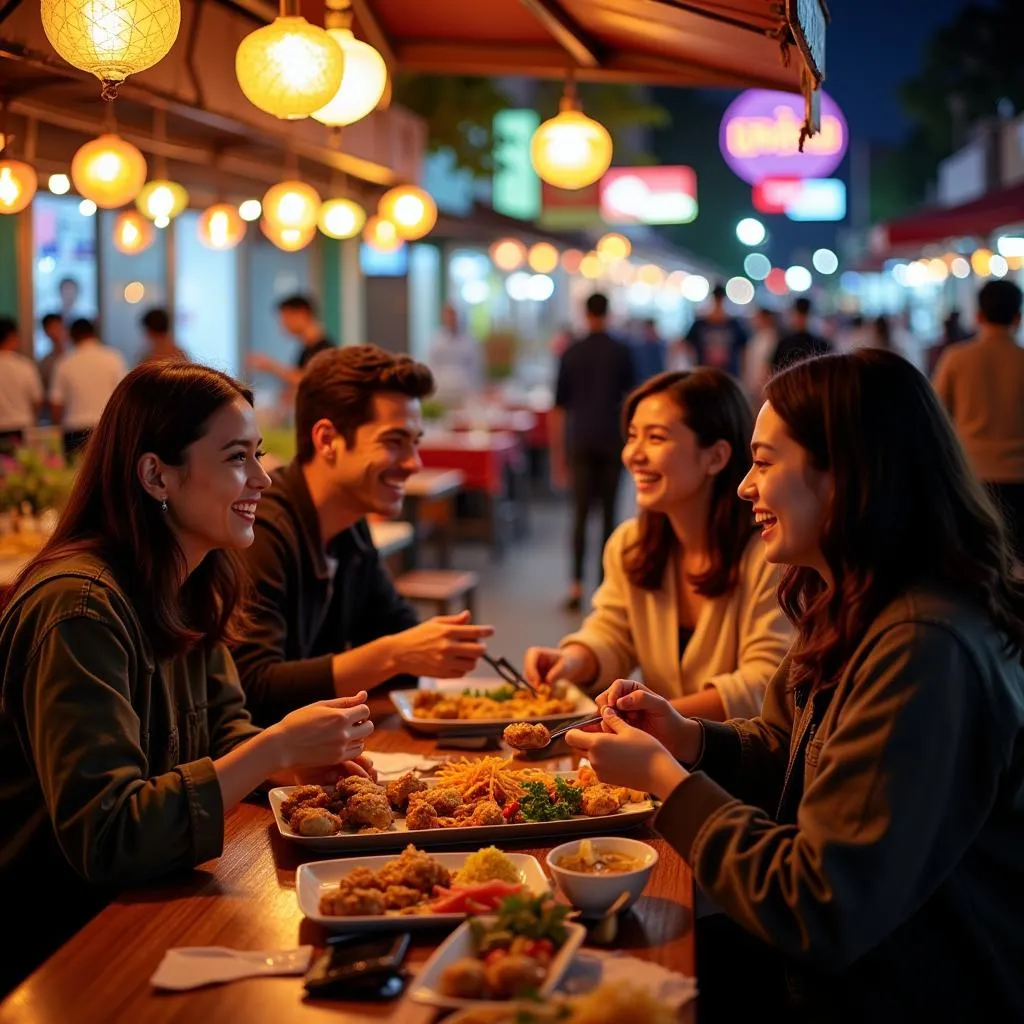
[[304, 933, 411, 1000]]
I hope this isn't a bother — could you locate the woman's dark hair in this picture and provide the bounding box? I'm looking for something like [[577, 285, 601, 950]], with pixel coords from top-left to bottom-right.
[[1, 362, 256, 658], [621, 369, 755, 596], [767, 349, 1024, 690]]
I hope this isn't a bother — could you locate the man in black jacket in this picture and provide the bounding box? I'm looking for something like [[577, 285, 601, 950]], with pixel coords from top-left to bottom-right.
[[233, 345, 493, 726]]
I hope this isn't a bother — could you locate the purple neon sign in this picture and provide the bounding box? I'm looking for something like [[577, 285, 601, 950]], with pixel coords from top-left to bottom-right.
[[719, 89, 848, 186]]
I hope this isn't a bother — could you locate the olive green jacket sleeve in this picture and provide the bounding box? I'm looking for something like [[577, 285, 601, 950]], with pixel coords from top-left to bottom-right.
[[655, 623, 1014, 969], [15, 597, 243, 887]]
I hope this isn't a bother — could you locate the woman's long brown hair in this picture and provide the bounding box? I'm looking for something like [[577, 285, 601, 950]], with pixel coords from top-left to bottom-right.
[[767, 348, 1024, 690], [622, 369, 755, 596], [1, 362, 255, 659]]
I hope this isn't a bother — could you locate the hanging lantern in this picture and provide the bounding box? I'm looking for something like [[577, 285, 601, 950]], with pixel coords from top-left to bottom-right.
[[197, 203, 246, 251], [318, 197, 366, 239], [112, 210, 155, 254], [531, 81, 612, 191], [260, 217, 316, 252], [377, 185, 436, 241], [489, 238, 526, 272], [262, 180, 321, 233], [136, 179, 189, 222], [235, 0, 344, 120], [71, 133, 147, 209], [363, 215, 401, 252], [41, 0, 181, 99], [311, 0, 388, 129], [0, 159, 38, 215]]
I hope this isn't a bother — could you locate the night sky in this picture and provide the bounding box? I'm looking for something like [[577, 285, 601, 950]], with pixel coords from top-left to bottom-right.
[[824, 0, 994, 144]]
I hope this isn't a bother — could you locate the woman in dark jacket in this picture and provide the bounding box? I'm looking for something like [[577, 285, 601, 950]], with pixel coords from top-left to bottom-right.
[[567, 349, 1024, 1022], [0, 362, 374, 992]]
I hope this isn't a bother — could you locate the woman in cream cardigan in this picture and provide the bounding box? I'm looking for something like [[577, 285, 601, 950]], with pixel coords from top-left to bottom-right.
[[526, 368, 790, 720]]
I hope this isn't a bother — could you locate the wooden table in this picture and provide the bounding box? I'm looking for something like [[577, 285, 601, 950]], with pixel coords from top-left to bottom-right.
[[403, 469, 465, 570], [0, 696, 695, 1024]]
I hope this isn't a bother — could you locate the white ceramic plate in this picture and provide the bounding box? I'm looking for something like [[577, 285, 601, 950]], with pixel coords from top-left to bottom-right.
[[269, 773, 658, 853], [296, 852, 550, 933], [410, 916, 588, 1011], [390, 677, 597, 735]]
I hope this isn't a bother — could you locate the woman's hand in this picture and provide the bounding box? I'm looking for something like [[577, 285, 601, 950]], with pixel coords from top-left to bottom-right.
[[290, 754, 378, 787], [565, 707, 687, 799], [595, 679, 702, 763], [524, 643, 597, 687], [268, 692, 374, 770]]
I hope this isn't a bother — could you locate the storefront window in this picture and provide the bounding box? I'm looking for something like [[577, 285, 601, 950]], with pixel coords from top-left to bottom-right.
[[98, 210, 168, 364], [31, 194, 99, 358], [174, 210, 239, 375]]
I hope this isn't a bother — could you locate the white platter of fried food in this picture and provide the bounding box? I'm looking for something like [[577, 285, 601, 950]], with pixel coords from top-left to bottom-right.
[[296, 845, 549, 932], [391, 677, 597, 735], [268, 760, 656, 852]]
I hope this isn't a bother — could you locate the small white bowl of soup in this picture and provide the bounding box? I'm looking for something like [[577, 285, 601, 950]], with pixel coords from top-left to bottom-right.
[[546, 837, 658, 917]]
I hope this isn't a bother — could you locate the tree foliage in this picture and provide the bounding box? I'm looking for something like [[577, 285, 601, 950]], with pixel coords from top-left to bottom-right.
[[393, 75, 669, 177], [876, 0, 1024, 217]]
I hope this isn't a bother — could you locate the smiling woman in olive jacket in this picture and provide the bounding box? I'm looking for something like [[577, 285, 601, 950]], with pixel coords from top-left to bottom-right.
[[0, 363, 374, 994]]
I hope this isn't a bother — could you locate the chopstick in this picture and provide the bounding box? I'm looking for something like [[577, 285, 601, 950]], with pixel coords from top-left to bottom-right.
[[482, 653, 540, 698], [545, 713, 602, 743]]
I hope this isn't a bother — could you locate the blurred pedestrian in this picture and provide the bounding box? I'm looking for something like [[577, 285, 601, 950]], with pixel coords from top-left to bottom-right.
[[0, 317, 43, 454], [771, 297, 831, 371], [552, 293, 637, 611], [684, 284, 748, 376]]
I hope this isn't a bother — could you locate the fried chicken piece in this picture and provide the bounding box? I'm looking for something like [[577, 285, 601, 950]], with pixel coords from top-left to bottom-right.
[[411, 787, 462, 817], [412, 690, 445, 712], [386, 771, 428, 811], [437, 816, 461, 829], [319, 887, 386, 917], [378, 844, 453, 893], [405, 800, 440, 831], [383, 885, 424, 911], [503, 722, 551, 750], [346, 790, 394, 831], [280, 785, 330, 823], [581, 784, 621, 817], [337, 867, 384, 892], [431, 700, 461, 719], [468, 800, 504, 826], [290, 806, 343, 836], [336, 776, 386, 802], [576, 764, 598, 788]]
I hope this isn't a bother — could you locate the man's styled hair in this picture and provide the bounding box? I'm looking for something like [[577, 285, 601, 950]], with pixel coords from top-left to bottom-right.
[[295, 345, 435, 462]]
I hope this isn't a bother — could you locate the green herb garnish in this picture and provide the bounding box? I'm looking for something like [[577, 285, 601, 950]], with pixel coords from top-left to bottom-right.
[[462, 685, 517, 702], [518, 778, 583, 823]]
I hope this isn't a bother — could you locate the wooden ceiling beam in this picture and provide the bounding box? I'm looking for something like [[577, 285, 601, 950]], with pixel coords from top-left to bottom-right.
[[518, 0, 603, 68], [349, 0, 397, 68], [393, 41, 794, 90]]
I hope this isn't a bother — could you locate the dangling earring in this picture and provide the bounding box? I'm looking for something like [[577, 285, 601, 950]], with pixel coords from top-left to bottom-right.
[[160, 498, 168, 513]]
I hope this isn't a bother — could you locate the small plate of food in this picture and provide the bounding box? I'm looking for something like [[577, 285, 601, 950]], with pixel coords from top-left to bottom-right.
[[269, 760, 656, 852], [297, 845, 550, 932], [391, 678, 597, 736], [411, 893, 587, 1010]]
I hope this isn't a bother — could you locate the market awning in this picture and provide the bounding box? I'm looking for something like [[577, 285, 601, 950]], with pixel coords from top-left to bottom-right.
[[301, 0, 829, 95], [872, 181, 1024, 254]]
